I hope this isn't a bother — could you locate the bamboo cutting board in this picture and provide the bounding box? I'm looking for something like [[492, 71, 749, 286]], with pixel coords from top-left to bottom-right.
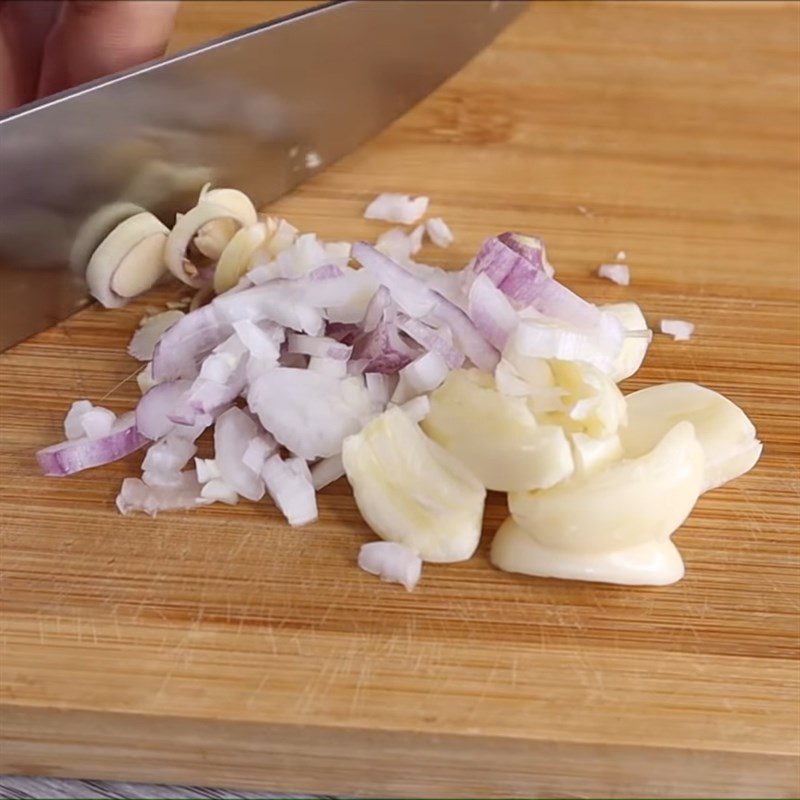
[[1, 2, 798, 798]]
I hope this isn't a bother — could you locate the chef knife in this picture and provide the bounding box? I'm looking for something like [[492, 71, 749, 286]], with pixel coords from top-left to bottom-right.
[[0, 0, 525, 351]]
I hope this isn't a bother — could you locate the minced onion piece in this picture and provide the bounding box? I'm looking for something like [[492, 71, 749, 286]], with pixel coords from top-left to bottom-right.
[[391, 351, 449, 404], [598, 263, 630, 286], [194, 457, 221, 484], [262, 454, 318, 526], [425, 217, 454, 248], [214, 407, 266, 501], [64, 400, 94, 439], [358, 541, 422, 591], [128, 310, 185, 361], [86, 212, 168, 308], [136, 380, 193, 440], [200, 478, 239, 505], [661, 319, 695, 341], [287, 334, 351, 360], [364, 193, 429, 225], [467, 272, 519, 350], [80, 407, 117, 440], [117, 471, 210, 516]]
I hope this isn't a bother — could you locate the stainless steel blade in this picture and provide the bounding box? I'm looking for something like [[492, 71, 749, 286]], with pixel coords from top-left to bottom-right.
[[0, 0, 525, 350]]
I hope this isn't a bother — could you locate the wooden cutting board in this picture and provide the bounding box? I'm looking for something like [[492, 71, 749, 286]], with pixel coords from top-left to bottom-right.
[[2, 2, 798, 797]]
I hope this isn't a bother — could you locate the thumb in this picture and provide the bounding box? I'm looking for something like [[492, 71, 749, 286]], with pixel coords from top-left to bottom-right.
[[37, 0, 179, 98]]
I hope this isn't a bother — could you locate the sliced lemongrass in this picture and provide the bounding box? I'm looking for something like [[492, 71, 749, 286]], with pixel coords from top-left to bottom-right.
[[86, 211, 168, 308], [213, 222, 270, 293]]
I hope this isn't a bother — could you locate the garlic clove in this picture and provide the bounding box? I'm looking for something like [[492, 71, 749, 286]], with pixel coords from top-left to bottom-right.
[[193, 186, 258, 260], [342, 406, 486, 563], [422, 368, 573, 492], [490, 516, 686, 586], [620, 382, 762, 492], [508, 421, 704, 553]]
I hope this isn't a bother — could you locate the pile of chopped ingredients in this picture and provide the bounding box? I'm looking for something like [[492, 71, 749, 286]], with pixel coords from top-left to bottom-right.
[[38, 189, 762, 590]]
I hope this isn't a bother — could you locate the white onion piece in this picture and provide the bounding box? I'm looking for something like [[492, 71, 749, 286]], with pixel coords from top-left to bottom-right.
[[397, 317, 464, 369], [467, 272, 519, 350], [80, 407, 117, 440], [425, 217, 454, 248], [598, 263, 630, 286], [135, 379, 192, 440], [200, 478, 239, 505], [399, 394, 431, 424], [233, 319, 283, 360], [213, 222, 269, 293], [152, 304, 232, 382], [142, 434, 197, 487], [409, 225, 425, 254], [376, 227, 415, 264], [262, 454, 318, 526], [86, 212, 168, 308], [242, 434, 278, 474], [358, 541, 422, 591], [194, 457, 221, 484], [165, 201, 252, 287], [137, 363, 157, 394], [265, 218, 298, 256], [117, 471, 210, 516], [37, 412, 146, 477], [127, 310, 185, 361], [308, 356, 348, 378], [248, 368, 373, 459], [214, 407, 266, 501], [287, 334, 352, 360], [364, 193, 429, 225], [310, 454, 345, 490], [213, 280, 324, 336], [362, 286, 392, 332], [324, 241, 352, 266], [661, 319, 694, 341], [391, 352, 449, 404], [64, 400, 94, 440], [364, 372, 398, 407], [352, 243, 498, 370], [274, 233, 330, 279]]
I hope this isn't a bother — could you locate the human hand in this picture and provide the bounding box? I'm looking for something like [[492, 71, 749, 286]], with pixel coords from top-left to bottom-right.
[[1, 0, 179, 111]]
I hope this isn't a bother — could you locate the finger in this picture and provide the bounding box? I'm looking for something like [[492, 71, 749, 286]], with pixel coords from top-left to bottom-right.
[[37, 0, 179, 98], [0, 0, 61, 110]]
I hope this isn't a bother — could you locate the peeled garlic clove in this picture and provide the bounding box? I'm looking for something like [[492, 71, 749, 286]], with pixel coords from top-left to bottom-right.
[[620, 382, 762, 492], [508, 421, 704, 553], [422, 369, 573, 492], [342, 406, 486, 563], [569, 432, 623, 475], [601, 302, 652, 382], [213, 222, 270, 293], [490, 517, 686, 586], [86, 211, 168, 308], [539, 359, 627, 439], [165, 201, 253, 287], [194, 186, 258, 260]]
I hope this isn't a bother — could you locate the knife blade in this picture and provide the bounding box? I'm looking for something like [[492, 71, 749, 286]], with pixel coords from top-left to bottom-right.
[[0, 0, 525, 351]]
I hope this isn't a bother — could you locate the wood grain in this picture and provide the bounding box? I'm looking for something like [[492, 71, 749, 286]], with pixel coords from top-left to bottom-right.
[[2, 2, 799, 797]]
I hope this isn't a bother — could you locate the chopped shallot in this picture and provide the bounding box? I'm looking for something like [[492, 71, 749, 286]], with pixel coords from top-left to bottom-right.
[[425, 217, 454, 248], [364, 193, 429, 225], [358, 541, 422, 591], [598, 263, 630, 286], [661, 319, 695, 341]]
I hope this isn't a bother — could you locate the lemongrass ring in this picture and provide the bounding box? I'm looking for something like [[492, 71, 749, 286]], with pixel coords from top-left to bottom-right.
[[86, 211, 168, 308], [213, 221, 269, 293], [194, 186, 259, 259], [70, 201, 144, 273], [165, 201, 253, 287]]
